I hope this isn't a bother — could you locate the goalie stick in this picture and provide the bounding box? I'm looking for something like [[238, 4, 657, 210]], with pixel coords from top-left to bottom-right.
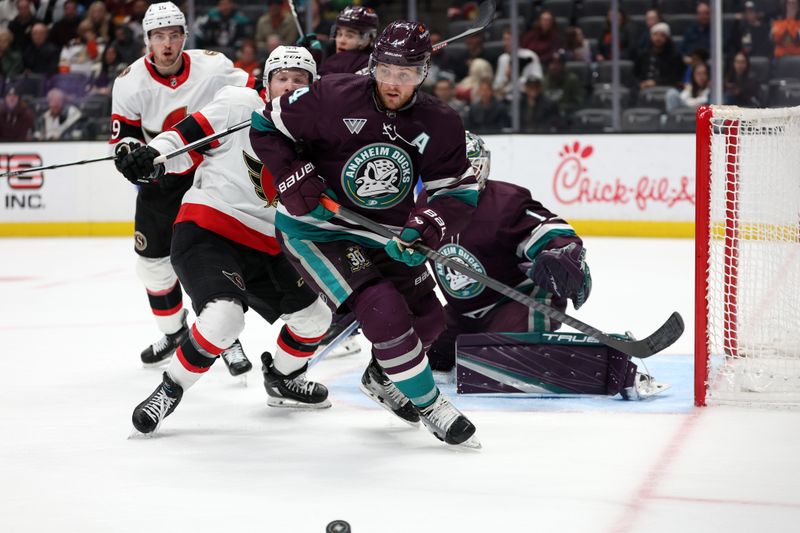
[[319, 197, 684, 359]]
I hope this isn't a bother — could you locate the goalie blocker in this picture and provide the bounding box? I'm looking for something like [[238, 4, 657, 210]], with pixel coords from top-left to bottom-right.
[[456, 331, 668, 399]]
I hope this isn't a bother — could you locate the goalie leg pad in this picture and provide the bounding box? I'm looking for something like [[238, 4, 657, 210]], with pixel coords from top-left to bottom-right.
[[456, 331, 636, 395]]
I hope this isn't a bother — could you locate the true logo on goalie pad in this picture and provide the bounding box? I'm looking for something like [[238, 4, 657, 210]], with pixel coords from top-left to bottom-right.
[[435, 243, 486, 299]]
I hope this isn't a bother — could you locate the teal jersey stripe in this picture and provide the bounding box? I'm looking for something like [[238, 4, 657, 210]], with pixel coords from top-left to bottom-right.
[[276, 211, 385, 248], [250, 111, 278, 133], [524, 228, 578, 261], [430, 187, 479, 207]]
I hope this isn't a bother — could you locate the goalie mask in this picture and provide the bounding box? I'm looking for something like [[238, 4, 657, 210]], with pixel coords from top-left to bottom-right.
[[465, 131, 490, 187], [263, 45, 317, 87]]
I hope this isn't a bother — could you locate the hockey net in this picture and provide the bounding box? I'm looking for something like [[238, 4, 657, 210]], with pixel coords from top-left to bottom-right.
[[695, 105, 800, 407]]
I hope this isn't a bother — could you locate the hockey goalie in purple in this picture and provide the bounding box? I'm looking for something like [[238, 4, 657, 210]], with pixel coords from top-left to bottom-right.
[[250, 21, 482, 448], [424, 132, 668, 400]]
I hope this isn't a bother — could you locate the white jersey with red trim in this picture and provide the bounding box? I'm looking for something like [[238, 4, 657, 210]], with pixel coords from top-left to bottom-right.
[[109, 49, 253, 153], [148, 85, 280, 255]]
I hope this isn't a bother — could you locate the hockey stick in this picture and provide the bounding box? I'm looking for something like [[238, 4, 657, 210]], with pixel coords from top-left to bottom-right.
[[308, 319, 360, 369], [0, 154, 116, 178], [287, 0, 305, 39], [152, 119, 251, 165], [432, 0, 496, 53], [319, 197, 684, 359]]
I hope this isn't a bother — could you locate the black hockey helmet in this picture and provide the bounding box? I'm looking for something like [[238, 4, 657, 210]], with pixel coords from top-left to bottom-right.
[[336, 6, 380, 35], [369, 21, 432, 86]]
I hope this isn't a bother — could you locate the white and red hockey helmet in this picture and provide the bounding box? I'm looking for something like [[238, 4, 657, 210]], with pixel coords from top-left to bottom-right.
[[263, 45, 318, 86], [465, 131, 490, 187], [143, 1, 187, 48]]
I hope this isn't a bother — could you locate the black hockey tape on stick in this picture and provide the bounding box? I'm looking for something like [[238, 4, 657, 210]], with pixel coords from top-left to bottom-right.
[[287, 0, 305, 39], [0, 154, 116, 178], [308, 319, 360, 369], [433, 0, 497, 52], [320, 197, 684, 359]]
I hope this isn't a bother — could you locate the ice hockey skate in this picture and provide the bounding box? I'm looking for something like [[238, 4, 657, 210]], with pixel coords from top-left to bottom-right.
[[359, 358, 420, 427], [131, 372, 183, 435], [261, 352, 331, 409], [140, 309, 189, 367], [220, 339, 252, 377], [418, 393, 481, 449], [620, 372, 671, 400]]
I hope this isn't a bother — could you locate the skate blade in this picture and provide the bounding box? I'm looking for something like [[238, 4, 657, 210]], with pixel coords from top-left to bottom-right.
[[451, 434, 482, 450], [359, 383, 420, 428], [267, 397, 332, 409], [638, 381, 672, 399], [127, 426, 158, 439]]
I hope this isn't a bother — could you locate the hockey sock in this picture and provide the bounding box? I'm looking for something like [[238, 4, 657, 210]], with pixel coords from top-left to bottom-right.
[[136, 256, 184, 334], [169, 299, 245, 389], [353, 281, 439, 408], [273, 297, 331, 375]]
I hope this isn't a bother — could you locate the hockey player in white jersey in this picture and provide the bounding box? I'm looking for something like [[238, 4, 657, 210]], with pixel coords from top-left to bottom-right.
[[118, 46, 334, 434], [110, 1, 256, 375]]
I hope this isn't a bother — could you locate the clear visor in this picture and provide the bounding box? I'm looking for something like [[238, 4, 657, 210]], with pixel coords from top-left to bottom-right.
[[371, 60, 427, 86]]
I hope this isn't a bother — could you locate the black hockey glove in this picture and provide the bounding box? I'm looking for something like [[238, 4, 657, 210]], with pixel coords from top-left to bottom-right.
[[116, 145, 165, 185]]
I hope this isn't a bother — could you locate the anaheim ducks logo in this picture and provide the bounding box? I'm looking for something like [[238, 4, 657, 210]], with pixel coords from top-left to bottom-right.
[[243, 151, 278, 206], [435, 243, 486, 299], [341, 143, 413, 209], [144, 106, 188, 139]]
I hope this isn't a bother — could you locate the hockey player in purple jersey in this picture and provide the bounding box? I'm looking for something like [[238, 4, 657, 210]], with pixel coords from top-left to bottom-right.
[[425, 132, 667, 400], [318, 6, 379, 76], [250, 21, 482, 448]]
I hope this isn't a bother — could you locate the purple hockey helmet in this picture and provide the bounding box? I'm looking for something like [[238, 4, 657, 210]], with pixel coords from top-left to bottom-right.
[[336, 6, 380, 36], [369, 21, 432, 85]]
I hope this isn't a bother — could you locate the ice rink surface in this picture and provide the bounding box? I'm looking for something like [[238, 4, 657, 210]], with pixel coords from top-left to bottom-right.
[[1, 236, 799, 533]]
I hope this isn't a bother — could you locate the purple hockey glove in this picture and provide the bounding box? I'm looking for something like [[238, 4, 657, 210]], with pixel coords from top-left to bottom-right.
[[403, 206, 448, 249], [522, 242, 592, 309], [275, 160, 329, 217]]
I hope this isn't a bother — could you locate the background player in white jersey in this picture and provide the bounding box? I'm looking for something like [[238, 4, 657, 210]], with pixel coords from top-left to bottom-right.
[[110, 1, 255, 374], [118, 46, 333, 435]]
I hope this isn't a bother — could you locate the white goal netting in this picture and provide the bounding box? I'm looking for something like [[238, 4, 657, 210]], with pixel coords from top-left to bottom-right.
[[702, 105, 800, 407]]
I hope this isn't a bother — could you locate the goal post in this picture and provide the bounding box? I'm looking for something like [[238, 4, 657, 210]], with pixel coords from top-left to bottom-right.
[[695, 105, 800, 407]]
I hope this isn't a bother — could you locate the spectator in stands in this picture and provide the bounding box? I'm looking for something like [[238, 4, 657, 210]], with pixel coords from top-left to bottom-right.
[[563, 26, 592, 64], [520, 75, 562, 133], [681, 2, 711, 65], [682, 47, 709, 86], [666, 61, 710, 112], [494, 28, 543, 100], [456, 57, 493, 104], [466, 79, 508, 132], [8, 0, 37, 51], [772, 0, 800, 58], [597, 8, 633, 61], [36, 0, 68, 25], [632, 8, 661, 61], [634, 22, 683, 89], [0, 27, 23, 77], [1, 0, 18, 32], [48, 0, 79, 48], [729, 1, 773, 59], [22, 22, 59, 75], [521, 9, 563, 66], [110, 25, 140, 66], [34, 87, 82, 139], [433, 75, 467, 122], [59, 19, 103, 77], [256, 0, 297, 50], [89, 42, 125, 95], [234, 39, 260, 77], [0, 85, 34, 140], [196, 0, 253, 50], [724, 51, 762, 107], [542, 51, 584, 116], [85, 0, 113, 44], [122, 0, 148, 43]]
